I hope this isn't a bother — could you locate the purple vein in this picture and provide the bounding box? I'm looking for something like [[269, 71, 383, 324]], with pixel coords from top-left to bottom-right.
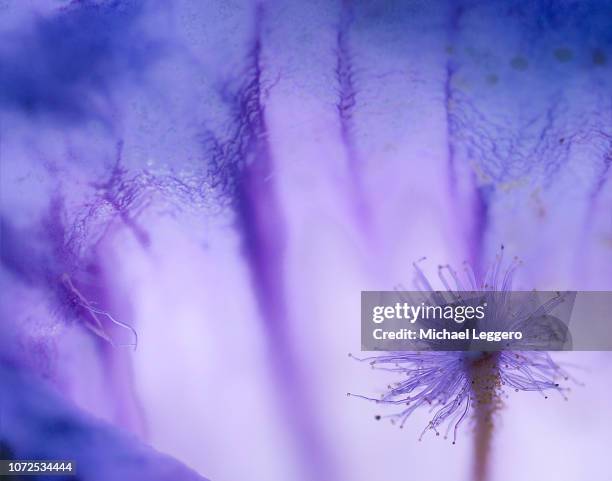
[[224, 7, 340, 481]]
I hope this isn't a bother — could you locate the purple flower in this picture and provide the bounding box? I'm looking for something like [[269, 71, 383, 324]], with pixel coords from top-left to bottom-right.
[[351, 251, 576, 481], [1, 2, 611, 481]]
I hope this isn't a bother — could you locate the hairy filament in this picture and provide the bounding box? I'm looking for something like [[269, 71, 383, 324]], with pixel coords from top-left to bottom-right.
[[61, 273, 137, 349], [470, 353, 502, 481]]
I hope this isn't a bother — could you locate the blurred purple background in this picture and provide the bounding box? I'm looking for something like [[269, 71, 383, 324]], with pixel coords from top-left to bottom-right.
[[1, 1, 611, 481]]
